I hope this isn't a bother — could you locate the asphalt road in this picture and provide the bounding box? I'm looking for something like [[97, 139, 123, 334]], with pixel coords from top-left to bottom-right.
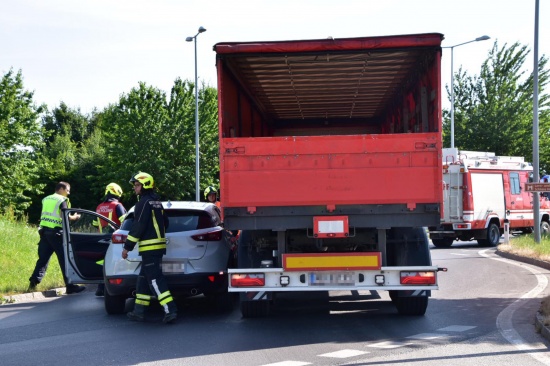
[[1, 243, 550, 366]]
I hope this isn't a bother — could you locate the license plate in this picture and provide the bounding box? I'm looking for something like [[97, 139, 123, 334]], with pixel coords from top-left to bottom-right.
[[162, 262, 185, 273], [309, 272, 355, 286]]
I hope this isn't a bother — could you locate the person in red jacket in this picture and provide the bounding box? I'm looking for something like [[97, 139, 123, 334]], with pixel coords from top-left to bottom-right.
[[95, 183, 127, 296]]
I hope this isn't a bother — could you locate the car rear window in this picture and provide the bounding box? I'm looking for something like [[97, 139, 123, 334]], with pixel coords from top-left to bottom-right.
[[120, 209, 216, 233]]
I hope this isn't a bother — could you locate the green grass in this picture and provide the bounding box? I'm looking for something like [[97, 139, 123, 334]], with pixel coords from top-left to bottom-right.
[[500, 234, 550, 261], [0, 213, 64, 298]]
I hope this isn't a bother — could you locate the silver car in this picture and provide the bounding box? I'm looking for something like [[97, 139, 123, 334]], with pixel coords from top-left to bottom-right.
[[62, 201, 235, 314]]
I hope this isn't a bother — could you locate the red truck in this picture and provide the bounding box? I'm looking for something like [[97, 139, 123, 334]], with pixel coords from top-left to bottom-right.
[[429, 148, 550, 247], [214, 33, 445, 317]]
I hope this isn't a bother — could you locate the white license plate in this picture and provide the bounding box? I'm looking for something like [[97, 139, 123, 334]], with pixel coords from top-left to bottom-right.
[[162, 262, 185, 273], [309, 272, 355, 286]]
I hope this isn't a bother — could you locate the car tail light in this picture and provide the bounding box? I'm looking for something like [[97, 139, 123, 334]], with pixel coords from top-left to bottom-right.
[[191, 229, 223, 241], [231, 273, 265, 287], [111, 230, 127, 244], [400, 271, 436, 285], [108, 278, 124, 285]]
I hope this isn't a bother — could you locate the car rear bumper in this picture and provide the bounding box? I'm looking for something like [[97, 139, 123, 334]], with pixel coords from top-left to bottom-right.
[[105, 272, 228, 297]]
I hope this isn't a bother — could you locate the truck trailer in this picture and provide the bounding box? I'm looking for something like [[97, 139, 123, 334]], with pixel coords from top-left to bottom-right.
[[213, 33, 446, 317], [429, 148, 550, 247]]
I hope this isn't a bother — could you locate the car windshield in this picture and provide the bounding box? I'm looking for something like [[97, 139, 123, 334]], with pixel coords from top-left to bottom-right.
[[120, 209, 217, 233]]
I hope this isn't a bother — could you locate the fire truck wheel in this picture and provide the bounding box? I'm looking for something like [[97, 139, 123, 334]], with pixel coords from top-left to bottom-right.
[[541, 221, 550, 236], [477, 222, 500, 247], [241, 299, 270, 318], [431, 238, 454, 248]]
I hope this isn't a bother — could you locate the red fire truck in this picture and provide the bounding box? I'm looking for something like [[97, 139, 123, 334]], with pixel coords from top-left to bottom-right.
[[429, 148, 550, 247], [214, 33, 446, 317]]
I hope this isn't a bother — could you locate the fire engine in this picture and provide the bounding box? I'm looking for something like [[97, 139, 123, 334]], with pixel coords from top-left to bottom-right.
[[429, 148, 550, 247]]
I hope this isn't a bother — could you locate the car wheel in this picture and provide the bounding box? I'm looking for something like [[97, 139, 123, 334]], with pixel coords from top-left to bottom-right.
[[104, 290, 127, 315]]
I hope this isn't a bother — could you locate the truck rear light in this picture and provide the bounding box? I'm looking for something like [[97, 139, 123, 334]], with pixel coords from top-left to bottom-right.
[[192, 229, 223, 241], [230, 273, 265, 287], [400, 271, 436, 285], [108, 278, 124, 285], [111, 231, 127, 244], [453, 223, 471, 229]]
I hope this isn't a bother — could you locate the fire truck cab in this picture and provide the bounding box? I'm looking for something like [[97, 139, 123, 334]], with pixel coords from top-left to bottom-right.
[[429, 148, 550, 247]]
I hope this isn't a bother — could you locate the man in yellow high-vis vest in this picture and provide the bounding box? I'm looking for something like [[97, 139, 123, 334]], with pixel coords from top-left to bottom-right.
[[28, 181, 85, 294]]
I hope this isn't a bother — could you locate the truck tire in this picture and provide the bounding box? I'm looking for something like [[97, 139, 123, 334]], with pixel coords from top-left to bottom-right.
[[104, 291, 127, 314], [541, 221, 550, 236], [394, 296, 428, 316], [386, 227, 431, 316], [477, 222, 500, 247], [241, 299, 270, 318], [431, 238, 454, 248]]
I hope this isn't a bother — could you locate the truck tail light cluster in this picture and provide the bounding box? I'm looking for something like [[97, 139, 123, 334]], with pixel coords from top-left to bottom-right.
[[400, 271, 436, 285], [192, 229, 223, 241], [230, 273, 265, 287]]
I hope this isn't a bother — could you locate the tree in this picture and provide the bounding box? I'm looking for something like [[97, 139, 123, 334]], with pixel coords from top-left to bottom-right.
[[444, 41, 550, 170], [100, 79, 219, 205], [0, 69, 46, 216]]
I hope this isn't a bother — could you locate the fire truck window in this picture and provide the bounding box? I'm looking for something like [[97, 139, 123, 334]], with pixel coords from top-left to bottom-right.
[[510, 172, 521, 195]]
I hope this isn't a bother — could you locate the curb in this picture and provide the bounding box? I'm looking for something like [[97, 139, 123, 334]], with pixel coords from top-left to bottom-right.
[[495, 249, 550, 343], [1, 287, 69, 305]]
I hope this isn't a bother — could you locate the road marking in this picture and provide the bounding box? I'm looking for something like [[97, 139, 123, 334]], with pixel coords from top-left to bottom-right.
[[437, 325, 476, 332], [367, 340, 412, 349], [260, 362, 311, 366], [480, 249, 550, 365], [319, 349, 369, 358], [406, 333, 447, 340], [449, 253, 469, 256]]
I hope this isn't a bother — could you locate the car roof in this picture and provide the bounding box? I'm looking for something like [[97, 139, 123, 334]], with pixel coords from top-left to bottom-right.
[[127, 201, 218, 214]]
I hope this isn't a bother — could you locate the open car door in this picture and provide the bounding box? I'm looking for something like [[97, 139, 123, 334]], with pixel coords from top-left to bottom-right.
[[62, 208, 120, 285]]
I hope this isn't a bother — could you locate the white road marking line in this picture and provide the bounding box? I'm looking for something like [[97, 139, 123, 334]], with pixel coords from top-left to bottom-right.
[[260, 362, 311, 366], [319, 349, 369, 358], [437, 325, 477, 332], [367, 340, 412, 349], [480, 249, 550, 365], [449, 253, 470, 256], [406, 333, 447, 340]]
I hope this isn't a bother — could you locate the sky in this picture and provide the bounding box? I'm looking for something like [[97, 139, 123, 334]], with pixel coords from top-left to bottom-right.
[[1, 0, 548, 114]]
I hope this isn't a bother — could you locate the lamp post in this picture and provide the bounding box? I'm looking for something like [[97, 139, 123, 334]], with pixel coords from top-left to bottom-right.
[[186, 26, 207, 201], [444, 35, 490, 148]]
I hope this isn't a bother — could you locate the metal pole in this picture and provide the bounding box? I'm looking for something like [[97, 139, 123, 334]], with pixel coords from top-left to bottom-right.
[[194, 36, 200, 202], [533, 0, 541, 242], [450, 47, 455, 148]]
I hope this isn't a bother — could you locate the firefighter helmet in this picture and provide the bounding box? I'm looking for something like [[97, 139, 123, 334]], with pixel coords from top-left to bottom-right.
[[204, 186, 217, 199], [105, 183, 123, 197], [129, 172, 154, 189]]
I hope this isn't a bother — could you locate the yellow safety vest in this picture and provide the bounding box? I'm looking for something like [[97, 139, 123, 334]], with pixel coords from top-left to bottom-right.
[[40, 193, 70, 229]]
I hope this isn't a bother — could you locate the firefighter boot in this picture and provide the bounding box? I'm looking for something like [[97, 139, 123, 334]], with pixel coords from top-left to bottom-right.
[[162, 301, 178, 324], [127, 304, 146, 322]]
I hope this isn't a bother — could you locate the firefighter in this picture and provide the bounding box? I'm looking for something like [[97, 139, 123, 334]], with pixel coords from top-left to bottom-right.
[[94, 182, 127, 296], [204, 186, 220, 208], [123, 172, 177, 324], [28, 181, 85, 294]]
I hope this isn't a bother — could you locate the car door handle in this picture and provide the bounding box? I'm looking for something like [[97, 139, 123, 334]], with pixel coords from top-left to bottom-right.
[[98, 239, 111, 244]]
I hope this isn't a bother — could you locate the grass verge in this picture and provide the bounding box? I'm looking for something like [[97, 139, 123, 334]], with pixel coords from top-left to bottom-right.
[[0, 213, 64, 302], [498, 234, 550, 325]]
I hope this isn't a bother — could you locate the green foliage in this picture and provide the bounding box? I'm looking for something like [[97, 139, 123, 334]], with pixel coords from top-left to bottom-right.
[[443, 41, 550, 170], [0, 69, 46, 216], [100, 79, 219, 204], [0, 212, 64, 296]]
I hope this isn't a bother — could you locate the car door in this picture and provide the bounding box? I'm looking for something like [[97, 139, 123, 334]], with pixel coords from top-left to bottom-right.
[[62, 208, 119, 284]]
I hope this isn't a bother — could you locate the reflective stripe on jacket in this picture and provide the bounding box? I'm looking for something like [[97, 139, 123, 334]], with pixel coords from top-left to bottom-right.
[[40, 193, 69, 229]]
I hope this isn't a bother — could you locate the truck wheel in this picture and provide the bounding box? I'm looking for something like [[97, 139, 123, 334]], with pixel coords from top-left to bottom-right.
[[477, 223, 500, 247], [241, 300, 270, 318], [204, 290, 234, 312], [431, 238, 454, 248], [104, 291, 127, 314], [394, 296, 428, 316], [541, 221, 550, 237]]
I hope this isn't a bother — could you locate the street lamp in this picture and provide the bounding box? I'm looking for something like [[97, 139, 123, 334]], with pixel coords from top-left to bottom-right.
[[186, 26, 207, 201], [444, 35, 490, 148]]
